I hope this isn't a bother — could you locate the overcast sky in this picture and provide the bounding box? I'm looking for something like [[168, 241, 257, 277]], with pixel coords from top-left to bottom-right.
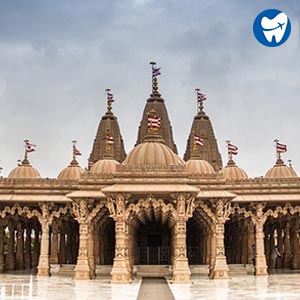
[[0, 0, 300, 178]]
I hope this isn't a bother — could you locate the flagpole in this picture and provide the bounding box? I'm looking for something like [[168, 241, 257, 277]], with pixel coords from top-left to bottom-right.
[[106, 88, 111, 112], [24, 139, 29, 161], [150, 61, 156, 94], [72, 140, 77, 161], [226, 140, 231, 161], [195, 88, 200, 113], [274, 139, 280, 160]]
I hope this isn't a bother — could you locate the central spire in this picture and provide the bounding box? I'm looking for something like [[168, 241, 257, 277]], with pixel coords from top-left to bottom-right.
[[136, 62, 178, 153]]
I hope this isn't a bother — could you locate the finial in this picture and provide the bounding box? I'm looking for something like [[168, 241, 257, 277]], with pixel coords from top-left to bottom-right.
[[72, 140, 81, 164], [150, 61, 161, 95], [274, 139, 287, 161], [17, 159, 22, 166], [105, 130, 114, 154], [288, 159, 293, 168], [147, 109, 161, 134], [196, 89, 206, 113], [106, 88, 114, 112]]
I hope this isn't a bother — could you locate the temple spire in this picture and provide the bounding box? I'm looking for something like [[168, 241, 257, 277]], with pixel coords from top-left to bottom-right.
[[89, 90, 126, 165], [136, 62, 178, 153], [184, 89, 222, 171]]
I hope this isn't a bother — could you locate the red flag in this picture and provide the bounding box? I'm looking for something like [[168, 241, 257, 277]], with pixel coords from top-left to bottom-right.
[[197, 91, 206, 102], [228, 143, 238, 155], [25, 141, 36, 152], [148, 116, 161, 129], [194, 134, 204, 147], [276, 142, 287, 153], [73, 145, 82, 156], [106, 134, 114, 145], [107, 92, 114, 102], [152, 67, 161, 78]]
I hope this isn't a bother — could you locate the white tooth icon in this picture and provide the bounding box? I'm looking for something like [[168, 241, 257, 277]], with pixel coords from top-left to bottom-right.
[[261, 12, 288, 43]]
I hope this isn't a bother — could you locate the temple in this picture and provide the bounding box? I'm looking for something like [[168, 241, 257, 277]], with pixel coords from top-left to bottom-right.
[[0, 64, 300, 283]]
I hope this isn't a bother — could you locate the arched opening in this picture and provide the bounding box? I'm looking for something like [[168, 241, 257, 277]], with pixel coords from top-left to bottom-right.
[[137, 221, 171, 265]]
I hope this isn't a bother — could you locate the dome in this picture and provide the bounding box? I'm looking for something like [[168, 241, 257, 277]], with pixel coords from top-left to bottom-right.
[[186, 159, 215, 175], [58, 159, 85, 180], [8, 159, 41, 179], [220, 159, 248, 180], [265, 159, 297, 178], [90, 158, 120, 174], [122, 135, 184, 168]]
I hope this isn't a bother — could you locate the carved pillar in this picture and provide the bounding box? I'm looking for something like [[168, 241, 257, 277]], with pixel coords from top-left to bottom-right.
[[24, 224, 32, 270], [50, 221, 59, 264], [73, 200, 91, 280], [59, 223, 66, 264], [172, 219, 191, 283], [0, 223, 4, 273], [16, 222, 24, 270], [211, 200, 230, 279], [283, 221, 292, 269], [32, 225, 40, 269], [292, 220, 300, 269], [277, 223, 284, 268], [88, 223, 96, 278], [206, 229, 211, 264], [94, 225, 100, 265], [209, 227, 216, 279], [108, 194, 131, 283], [6, 221, 15, 271], [253, 203, 268, 276], [37, 204, 52, 276], [247, 219, 255, 265]]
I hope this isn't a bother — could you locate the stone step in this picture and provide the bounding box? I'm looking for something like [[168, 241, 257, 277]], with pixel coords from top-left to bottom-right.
[[136, 265, 170, 277]]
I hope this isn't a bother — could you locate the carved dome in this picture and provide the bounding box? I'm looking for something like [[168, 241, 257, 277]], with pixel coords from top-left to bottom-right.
[[186, 159, 215, 175], [265, 159, 297, 178], [219, 159, 248, 180], [58, 159, 85, 180], [123, 134, 184, 168], [8, 158, 41, 179], [90, 158, 120, 174]]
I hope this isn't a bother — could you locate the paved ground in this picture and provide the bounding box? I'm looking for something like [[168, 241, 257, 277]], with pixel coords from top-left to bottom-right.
[[1, 271, 300, 299], [137, 278, 174, 300]]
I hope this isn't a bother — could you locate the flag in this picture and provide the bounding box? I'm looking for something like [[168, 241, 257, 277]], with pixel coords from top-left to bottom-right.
[[148, 116, 161, 129], [194, 134, 204, 147], [152, 67, 161, 78], [106, 134, 114, 145], [228, 143, 238, 155], [197, 91, 206, 102], [25, 141, 36, 152], [276, 142, 287, 153], [107, 92, 114, 102], [73, 145, 82, 156]]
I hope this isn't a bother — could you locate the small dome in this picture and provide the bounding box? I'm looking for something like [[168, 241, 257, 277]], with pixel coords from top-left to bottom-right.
[[8, 159, 41, 179], [90, 158, 120, 174], [186, 159, 215, 175], [265, 159, 297, 178], [122, 135, 184, 168], [58, 159, 85, 180], [220, 159, 248, 180]]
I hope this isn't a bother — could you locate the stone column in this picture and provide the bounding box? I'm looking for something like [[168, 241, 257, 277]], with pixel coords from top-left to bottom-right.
[[59, 224, 66, 264], [37, 221, 50, 276], [206, 229, 211, 265], [172, 219, 191, 283], [94, 225, 100, 265], [88, 223, 96, 278], [24, 224, 32, 270], [6, 221, 15, 271], [50, 221, 59, 264], [32, 225, 40, 269], [16, 222, 24, 270], [247, 219, 255, 265], [283, 221, 292, 269], [0, 223, 4, 273], [253, 203, 268, 276], [292, 220, 300, 269], [209, 227, 216, 279], [73, 200, 91, 280], [211, 200, 230, 279]]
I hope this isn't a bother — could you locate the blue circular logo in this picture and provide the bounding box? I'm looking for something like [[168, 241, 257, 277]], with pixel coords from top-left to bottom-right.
[[253, 9, 291, 47]]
